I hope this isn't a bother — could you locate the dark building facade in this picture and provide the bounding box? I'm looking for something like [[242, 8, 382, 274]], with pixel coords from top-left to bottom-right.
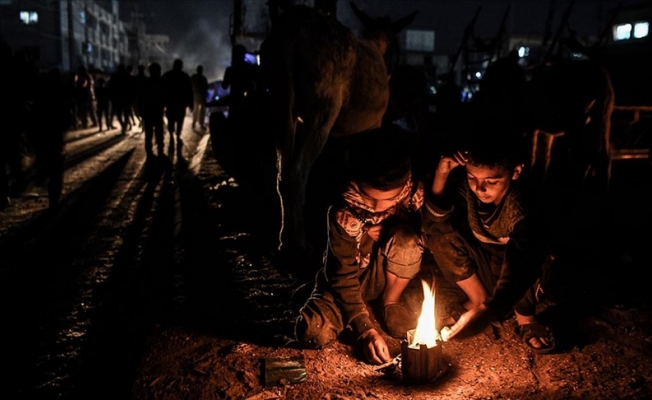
[[0, 0, 169, 73], [602, 1, 651, 104], [0, 0, 132, 72]]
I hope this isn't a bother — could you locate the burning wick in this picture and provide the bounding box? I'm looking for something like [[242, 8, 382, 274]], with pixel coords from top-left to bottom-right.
[[409, 280, 440, 348]]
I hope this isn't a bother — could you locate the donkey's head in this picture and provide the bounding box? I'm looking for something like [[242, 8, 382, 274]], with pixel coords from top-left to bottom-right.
[[350, 2, 418, 75]]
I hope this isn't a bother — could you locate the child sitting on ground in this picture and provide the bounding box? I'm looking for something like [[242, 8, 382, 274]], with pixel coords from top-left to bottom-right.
[[423, 125, 556, 354], [294, 124, 426, 365]]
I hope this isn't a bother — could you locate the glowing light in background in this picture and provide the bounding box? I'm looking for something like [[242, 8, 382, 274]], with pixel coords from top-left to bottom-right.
[[634, 22, 649, 39], [126, 0, 233, 82]]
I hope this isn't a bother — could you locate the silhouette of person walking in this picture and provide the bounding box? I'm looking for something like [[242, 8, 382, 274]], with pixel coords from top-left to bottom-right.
[[162, 58, 193, 150], [1, 44, 31, 208], [108, 63, 131, 134], [219, 45, 266, 180], [133, 64, 147, 132], [125, 64, 138, 130], [95, 76, 113, 132], [191, 64, 209, 130], [142, 62, 166, 160], [221, 45, 259, 124], [73, 65, 93, 129], [26, 67, 72, 211]]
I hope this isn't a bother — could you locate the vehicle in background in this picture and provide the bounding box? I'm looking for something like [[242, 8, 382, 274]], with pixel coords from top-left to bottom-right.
[[206, 79, 230, 118]]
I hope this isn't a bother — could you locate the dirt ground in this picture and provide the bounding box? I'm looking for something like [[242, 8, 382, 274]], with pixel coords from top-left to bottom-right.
[[130, 148, 652, 400]]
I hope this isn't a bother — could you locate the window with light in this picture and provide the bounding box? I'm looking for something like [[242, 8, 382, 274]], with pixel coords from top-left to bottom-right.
[[633, 22, 649, 39], [614, 23, 632, 40], [19, 11, 38, 25]]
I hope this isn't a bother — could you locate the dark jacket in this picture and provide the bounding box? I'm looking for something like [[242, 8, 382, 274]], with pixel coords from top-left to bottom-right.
[[162, 68, 193, 111], [324, 174, 424, 334]]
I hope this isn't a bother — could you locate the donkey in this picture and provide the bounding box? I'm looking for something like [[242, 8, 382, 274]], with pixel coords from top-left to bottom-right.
[[259, 2, 417, 265]]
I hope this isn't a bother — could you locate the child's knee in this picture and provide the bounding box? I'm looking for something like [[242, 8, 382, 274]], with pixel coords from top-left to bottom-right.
[[294, 314, 338, 349], [383, 224, 423, 278]]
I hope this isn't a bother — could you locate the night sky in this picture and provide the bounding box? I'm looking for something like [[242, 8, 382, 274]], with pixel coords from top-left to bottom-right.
[[120, 0, 646, 83]]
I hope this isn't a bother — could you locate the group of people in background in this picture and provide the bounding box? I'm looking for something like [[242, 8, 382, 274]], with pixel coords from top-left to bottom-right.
[[71, 59, 208, 138], [0, 37, 210, 210]]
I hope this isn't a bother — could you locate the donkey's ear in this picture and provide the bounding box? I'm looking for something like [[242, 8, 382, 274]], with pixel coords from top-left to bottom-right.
[[350, 1, 374, 27], [390, 10, 418, 35]]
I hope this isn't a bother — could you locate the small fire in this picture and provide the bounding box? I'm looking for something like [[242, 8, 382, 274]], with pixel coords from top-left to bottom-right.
[[409, 279, 440, 348], [401, 280, 445, 383]]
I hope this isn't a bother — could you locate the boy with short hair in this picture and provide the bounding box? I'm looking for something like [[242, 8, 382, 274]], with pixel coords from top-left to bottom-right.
[[294, 125, 426, 365], [424, 129, 556, 353]]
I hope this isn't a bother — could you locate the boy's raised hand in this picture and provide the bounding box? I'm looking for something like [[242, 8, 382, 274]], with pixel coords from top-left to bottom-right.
[[359, 329, 392, 364], [432, 151, 468, 197], [437, 151, 468, 175]]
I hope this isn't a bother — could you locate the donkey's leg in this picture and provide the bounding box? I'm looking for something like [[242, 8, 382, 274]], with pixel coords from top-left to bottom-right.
[[281, 127, 330, 256], [280, 103, 341, 273]]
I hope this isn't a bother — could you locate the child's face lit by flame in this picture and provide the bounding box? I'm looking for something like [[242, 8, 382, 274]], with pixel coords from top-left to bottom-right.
[[358, 184, 403, 213], [465, 162, 522, 206]]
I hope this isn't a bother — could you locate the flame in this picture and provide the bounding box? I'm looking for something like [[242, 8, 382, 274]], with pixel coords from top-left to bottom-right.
[[410, 279, 439, 348]]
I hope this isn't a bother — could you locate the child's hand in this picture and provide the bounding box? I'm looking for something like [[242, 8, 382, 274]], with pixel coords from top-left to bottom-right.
[[364, 223, 383, 242], [437, 151, 468, 175], [442, 303, 493, 341], [359, 329, 392, 364]]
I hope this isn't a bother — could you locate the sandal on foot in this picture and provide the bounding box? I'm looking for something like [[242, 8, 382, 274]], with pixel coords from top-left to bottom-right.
[[517, 322, 556, 354]]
